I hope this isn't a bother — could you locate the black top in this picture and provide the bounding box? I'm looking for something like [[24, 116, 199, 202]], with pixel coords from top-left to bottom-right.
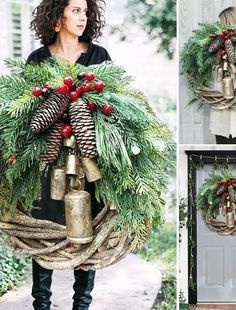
[[27, 42, 111, 66], [28, 43, 111, 225]]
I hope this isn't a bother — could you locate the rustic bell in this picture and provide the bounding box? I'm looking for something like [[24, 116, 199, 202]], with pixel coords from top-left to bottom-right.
[[223, 60, 228, 72], [64, 189, 93, 244], [230, 63, 236, 74], [69, 169, 85, 191], [217, 67, 223, 82], [50, 166, 67, 200], [226, 211, 235, 228], [222, 75, 235, 99], [81, 157, 102, 182], [66, 153, 79, 175], [64, 135, 77, 149], [222, 204, 227, 216]]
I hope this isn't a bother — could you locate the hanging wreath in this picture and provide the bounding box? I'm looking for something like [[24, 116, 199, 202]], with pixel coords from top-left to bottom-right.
[[181, 22, 236, 109], [197, 170, 236, 236], [0, 58, 172, 270]]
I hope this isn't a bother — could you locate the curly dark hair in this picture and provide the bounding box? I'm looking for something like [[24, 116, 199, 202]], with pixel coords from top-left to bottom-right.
[[30, 0, 106, 46]]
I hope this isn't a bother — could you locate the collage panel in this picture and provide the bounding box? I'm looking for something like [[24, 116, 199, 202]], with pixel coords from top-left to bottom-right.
[[0, 0, 177, 310], [179, 146, 236, 309], [180, 0, 236, 145]]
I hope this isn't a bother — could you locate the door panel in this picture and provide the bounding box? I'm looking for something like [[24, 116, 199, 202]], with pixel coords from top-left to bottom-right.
[[197, 165, 236, 302]]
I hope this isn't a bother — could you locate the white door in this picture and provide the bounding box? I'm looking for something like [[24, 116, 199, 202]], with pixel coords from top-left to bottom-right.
[[197, 165, 236, 303]]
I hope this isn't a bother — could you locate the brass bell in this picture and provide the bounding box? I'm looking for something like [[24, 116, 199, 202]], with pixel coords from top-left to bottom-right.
[[64, 189, 93, 244], [66, 153, 80, 175], [81, 157, 102, 182], [222, 74, 234, 99], [230, 63, 236, 74], [222, 204, 227, 216], [50, 166, 67, 200], [64, 135, 76, 149], [226, 211, 235, 228], [217, 67, 223, 82], [223, 60, 228, 72], [69, 168, 85, 191], [222, 55, 228, 71]]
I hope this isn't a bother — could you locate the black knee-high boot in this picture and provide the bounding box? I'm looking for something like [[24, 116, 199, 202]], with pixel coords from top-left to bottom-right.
[[72, 269, 96, 310], [32, 260, 53, 310]]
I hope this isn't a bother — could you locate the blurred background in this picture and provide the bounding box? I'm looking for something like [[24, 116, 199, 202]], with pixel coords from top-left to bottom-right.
[[0, 1, 176, 309]]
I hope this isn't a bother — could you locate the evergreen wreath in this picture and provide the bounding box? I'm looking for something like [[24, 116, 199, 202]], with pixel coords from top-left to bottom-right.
[[181, 22, 236, 109], [197, 170, 236, 236], [0, 58, 172, 269]]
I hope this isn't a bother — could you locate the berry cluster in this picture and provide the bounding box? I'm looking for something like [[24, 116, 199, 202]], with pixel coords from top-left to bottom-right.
[[32, 71, 113, 116], [32, 82, 51, 97], [209, 28, 236, 40]]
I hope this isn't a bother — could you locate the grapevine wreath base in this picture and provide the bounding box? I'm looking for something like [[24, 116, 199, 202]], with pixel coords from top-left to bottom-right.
[[194, 86, 236, 110], [206, 218, 236, 236], [0, 205, 147, 270]]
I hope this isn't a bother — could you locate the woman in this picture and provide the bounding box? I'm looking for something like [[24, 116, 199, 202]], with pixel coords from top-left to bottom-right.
[[27, 0, 111, 309], [209, 7, 236, 144]]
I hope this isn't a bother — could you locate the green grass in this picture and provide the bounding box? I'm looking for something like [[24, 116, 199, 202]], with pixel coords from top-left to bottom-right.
[[139, 216, 176, 309], [0, 238, 29, 296], [140, 219, 176, 271]]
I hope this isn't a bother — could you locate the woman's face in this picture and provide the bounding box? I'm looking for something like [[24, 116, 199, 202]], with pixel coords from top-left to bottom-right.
[[60, 0, 88, 37]]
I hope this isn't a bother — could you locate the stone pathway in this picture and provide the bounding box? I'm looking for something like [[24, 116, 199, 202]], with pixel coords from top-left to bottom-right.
[[0, 254, 162, 310]]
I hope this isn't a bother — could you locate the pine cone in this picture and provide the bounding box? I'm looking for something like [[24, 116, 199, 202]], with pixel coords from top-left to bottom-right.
[[41, 121, 64, 164], [208, 37, 224, 53], [30, 92, 69, 133], [216, 183, 226, 195], [221, 193, 226, 206], [228, 184, 236, 203], [215, 49, 222, 65], [69, 99, 97, 158], [225, 39, 236, 64]]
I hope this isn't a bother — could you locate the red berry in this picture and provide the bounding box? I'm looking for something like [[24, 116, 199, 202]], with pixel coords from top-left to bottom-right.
[[64, 76, 74, 86], [225, 35, 230, 40], [85, 84, 92, 92], [41, 87, 50, 97], [77, 72, 86, 80], [102, 104, 113, 115], [85, 72, 96, 81], [76, 87, 82, 96], [94, 81, 106, 92], [220, 31, 229, 39], [220, 49, 226, 57], [87, 101, 97, 110], [32, 87, 43, 97], [69, 84, 77, 91], [57, 84, 69, 94], [69, 91, 79, 101], [81, 83, 92, 93], [60, 124, 73, 138]]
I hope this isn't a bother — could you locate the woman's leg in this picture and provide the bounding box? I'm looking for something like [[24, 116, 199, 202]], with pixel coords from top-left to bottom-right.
[[32, 260, 53, 310], [72, 269, 96, 310]]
